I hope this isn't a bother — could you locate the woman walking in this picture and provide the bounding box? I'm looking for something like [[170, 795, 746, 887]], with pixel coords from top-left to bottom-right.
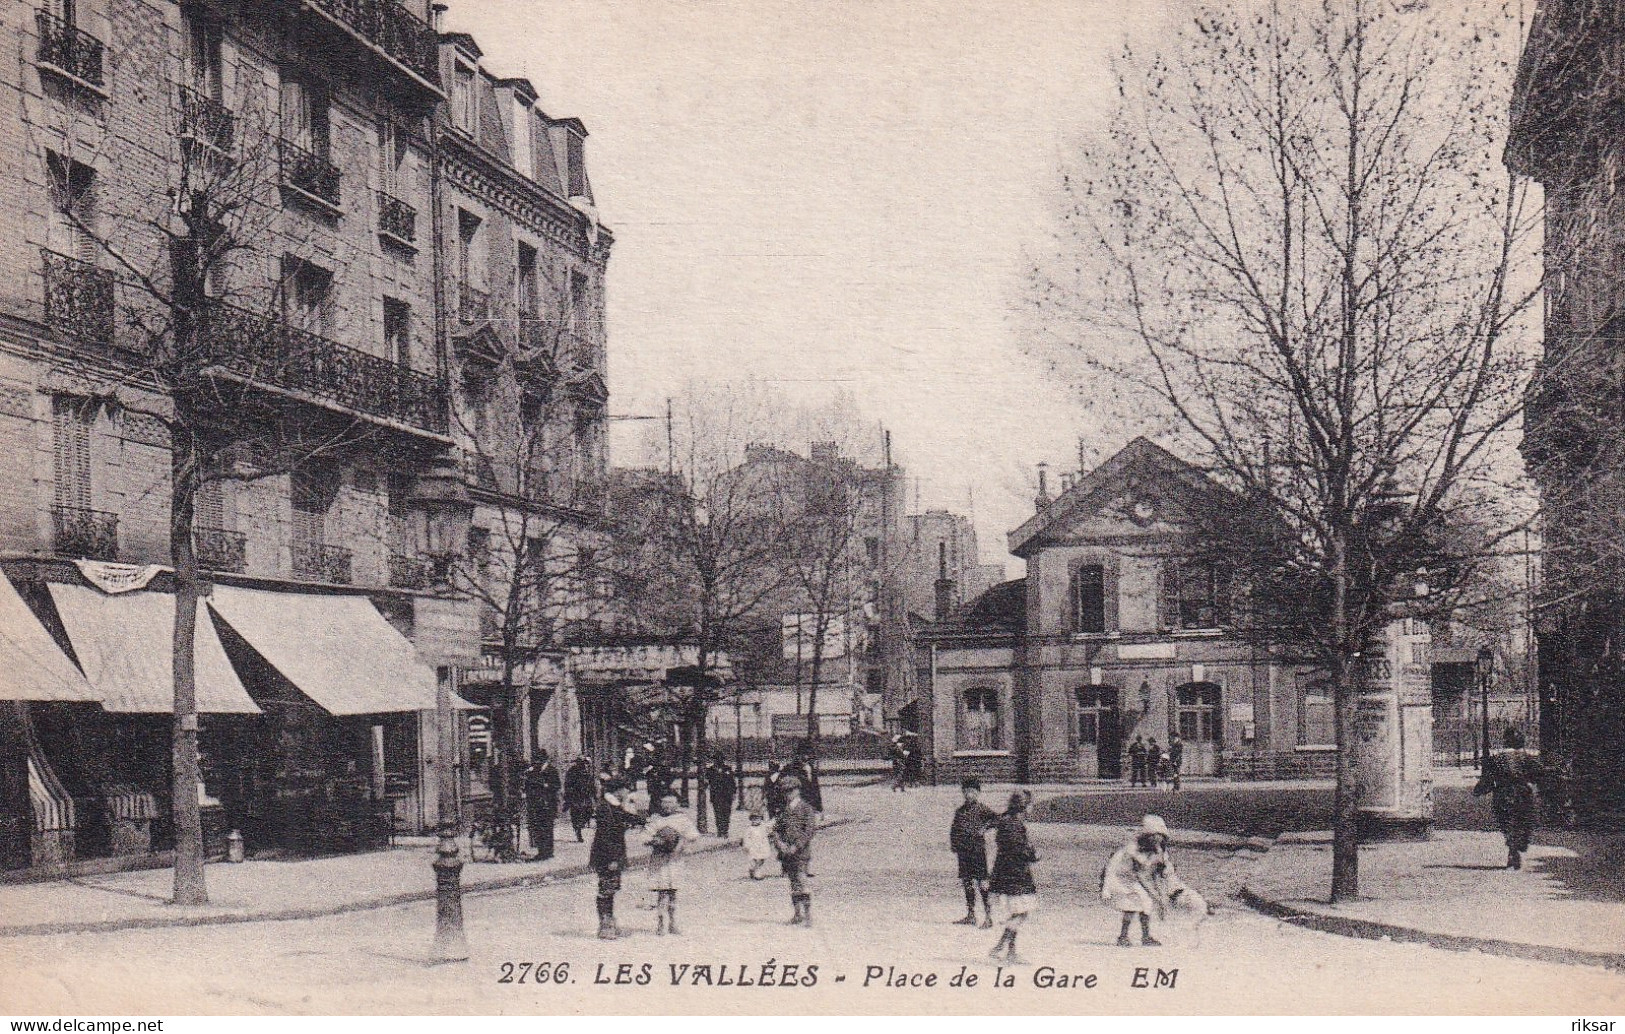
[[986, 791, 1039, 965], [1474, 728, 1541, 869]]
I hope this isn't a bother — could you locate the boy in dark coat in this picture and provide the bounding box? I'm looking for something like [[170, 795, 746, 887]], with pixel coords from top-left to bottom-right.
[[1474, 727, 1541, 869], [770, 775, 818, 926], [524, 750, 562, 859], [949, 776, 999, 927], [987, 791, 1039, 965], [589, 778, 645, 939]]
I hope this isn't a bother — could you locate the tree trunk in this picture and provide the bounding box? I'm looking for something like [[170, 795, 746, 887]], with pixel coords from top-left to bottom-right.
[[694, 700, 710, 834], [1330, 531, 1360, 902], [170, 447, 207, 905], [805, 623, 826, 745], [498, 640, 523, 861]]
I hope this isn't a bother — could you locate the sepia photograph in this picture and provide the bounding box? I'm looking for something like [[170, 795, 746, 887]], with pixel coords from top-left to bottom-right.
[[0, 0, 1620, 1018]]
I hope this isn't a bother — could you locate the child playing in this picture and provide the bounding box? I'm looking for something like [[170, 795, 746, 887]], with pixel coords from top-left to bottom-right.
[[949, 776, 998, 927], [645, 793, 700, 935], [742, 810, 773, 879], [1101, 813, 1184, 947]]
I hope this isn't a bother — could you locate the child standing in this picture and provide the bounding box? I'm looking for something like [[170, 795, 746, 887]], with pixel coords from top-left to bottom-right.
[[645, 793, 700, 935], [949, 777, 999, 927], [589, 778, 645, 940], [1101, 814, 1175, 947], [987, 792, 1039, 965], [742, 810, 773, 879]]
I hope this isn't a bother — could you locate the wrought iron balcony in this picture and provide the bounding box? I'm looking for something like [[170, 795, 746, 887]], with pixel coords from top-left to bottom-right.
[[387, 551, 430, 589], [36, 10, 103, 88], [458, 282, 493, 324], [179, 86, 235, 152], [52, 505, 118, 561], [279, 139, 341, 209], [194, 525, 246, 573], [304, 0, 439, 88], [42, 251, 114, 347], [479, 605, 501, 642], [196, 300, 449, 434], [291, 539, 352, 584], [376, 190, 416, 244]]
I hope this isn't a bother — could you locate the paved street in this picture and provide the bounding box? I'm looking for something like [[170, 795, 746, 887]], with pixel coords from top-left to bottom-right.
[[2, 784, 1620, 1015]]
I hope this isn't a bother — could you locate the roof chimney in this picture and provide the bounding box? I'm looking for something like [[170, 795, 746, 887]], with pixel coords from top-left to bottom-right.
[[432, 2, 447, 30], [1035, 462, 1052, 511], [934, 541, 954, 622]]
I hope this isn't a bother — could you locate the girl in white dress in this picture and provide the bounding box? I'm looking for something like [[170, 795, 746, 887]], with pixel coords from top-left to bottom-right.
[[645, 793, 700, 935]]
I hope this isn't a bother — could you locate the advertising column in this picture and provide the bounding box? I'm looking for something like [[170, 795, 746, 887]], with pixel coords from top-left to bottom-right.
[[1355, 619, 1434, 840]]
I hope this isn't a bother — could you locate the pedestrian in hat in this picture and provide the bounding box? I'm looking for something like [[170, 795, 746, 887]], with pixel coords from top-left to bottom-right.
[[645, 792, 700, 935], [589, 777, 645, 940], [769, 774, 818, 926], [949, 776, 998, 927], [1101, 814, 1180, 947], [706, 754, 739, 838], [1474, 727, 1542, 870], [986, 791, 1039, 965], [563, 756, 598, 842], [1146, 737, 1162, 789], [1127, 735, 1148, 787], [524, 750, 562, 860]]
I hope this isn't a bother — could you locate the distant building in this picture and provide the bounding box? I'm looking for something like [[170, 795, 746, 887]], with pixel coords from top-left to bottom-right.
[[916, 438, 1321, 784], [899, 509, 1004, 622]]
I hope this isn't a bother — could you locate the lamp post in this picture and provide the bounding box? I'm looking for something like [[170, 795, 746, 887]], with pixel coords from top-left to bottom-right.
[[413, 458, 475, 963], [1477, 645, 1494, 772]]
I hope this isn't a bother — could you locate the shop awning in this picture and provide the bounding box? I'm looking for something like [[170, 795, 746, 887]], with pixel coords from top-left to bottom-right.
[[47, 583, 260, 714], [207, 584, 464, 715], [0, 572, 99, 703]]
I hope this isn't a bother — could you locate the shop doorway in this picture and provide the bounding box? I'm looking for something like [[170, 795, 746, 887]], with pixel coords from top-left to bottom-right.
[[1174, 681, 1222, 775], [1076, 686, 1122, 779]]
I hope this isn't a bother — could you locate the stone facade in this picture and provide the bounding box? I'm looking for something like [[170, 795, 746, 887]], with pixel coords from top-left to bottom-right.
[[917, 439, 1321, 784]]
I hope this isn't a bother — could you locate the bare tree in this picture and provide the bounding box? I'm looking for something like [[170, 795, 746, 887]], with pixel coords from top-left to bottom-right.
[[1035, 0, 1544, 899], [441, 289, 609, 860], [24, 64, 410, 902]]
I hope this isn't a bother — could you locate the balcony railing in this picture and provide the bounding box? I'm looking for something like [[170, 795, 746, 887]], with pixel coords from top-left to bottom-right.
[[305, 0, 439, 87], [194, 525, 246, 573], [376, 190, 416, 244], [196, 300, 449, 434], [279, 139, 341, 209], [458, 282, 492, 324], [36, 10, 103, 88], [179, 86, 235, 152], [291, 539, 352, 584], [52, 505, 118, 561], [42, 251, 114, 346], [387, 551, 430, 589]]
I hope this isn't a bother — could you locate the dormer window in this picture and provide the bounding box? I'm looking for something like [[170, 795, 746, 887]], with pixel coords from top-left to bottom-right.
[[452, 64, 476, 133]]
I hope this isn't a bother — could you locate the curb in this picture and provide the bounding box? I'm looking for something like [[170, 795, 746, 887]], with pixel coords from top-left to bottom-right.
[[0, 816, 863, 940], [1235, 885, 1625, 971]]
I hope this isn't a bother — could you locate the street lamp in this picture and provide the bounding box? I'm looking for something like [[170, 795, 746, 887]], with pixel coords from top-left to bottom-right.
[[1476, 645, 1494, 772], [413, 457, 475, 963]]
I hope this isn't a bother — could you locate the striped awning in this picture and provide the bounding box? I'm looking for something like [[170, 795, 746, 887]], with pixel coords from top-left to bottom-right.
[[48, 583, 260, 714], [0, 571, 99, 703], [207, 584, 469, 715]]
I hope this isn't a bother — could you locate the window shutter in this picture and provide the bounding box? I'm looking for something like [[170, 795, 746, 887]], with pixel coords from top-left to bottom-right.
[[1158, 559, 1178, 630], [52, 396, 92, 511]]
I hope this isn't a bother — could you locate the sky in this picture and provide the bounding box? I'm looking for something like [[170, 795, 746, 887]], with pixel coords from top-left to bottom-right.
[[440, 1, 1188, 574]]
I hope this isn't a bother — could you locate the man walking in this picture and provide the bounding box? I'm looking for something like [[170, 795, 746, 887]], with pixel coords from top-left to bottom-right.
[[705, 754, 738, 837], [1474, 728, 1541, 870], [1167, 735, 1184, 792], [770, 775, 818, 926], [589, 778, 645, 939], [1127, 735, 1148, 788], [524, 750, 562, 860]]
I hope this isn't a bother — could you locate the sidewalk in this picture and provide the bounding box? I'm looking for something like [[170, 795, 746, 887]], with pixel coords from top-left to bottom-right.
[[1240, 827, 1625, 969], [0, 817, 843, 939]]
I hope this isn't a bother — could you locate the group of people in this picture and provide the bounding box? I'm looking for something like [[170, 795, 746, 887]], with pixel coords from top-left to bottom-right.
[[1126, 733, 1184, 790], [948, 777, 1205, 961], [888, 733, 922, 791], [586, 764, 820, 939]]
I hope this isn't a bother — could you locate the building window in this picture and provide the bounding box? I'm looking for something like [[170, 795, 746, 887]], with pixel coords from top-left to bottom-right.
[[517, 241, 539, 326], [1071, 563, 1106, 634], [280, 257, 332, 335], [1299, 678, 1334, 747], [383, 296, 411, 367], [185, 12, 223, 101], [1161, 559, 1230, 630], [52, 395, 93, 512], [46, 152, 97, 262], [377, 117, 404, 196], [279, 71, 330, 157], [566, 270, 590, 366], [452, 64, 476, 133], [564, 131, 587, 197], [958, 687, 1001, 751], [1176, 683, 1221, 743]]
